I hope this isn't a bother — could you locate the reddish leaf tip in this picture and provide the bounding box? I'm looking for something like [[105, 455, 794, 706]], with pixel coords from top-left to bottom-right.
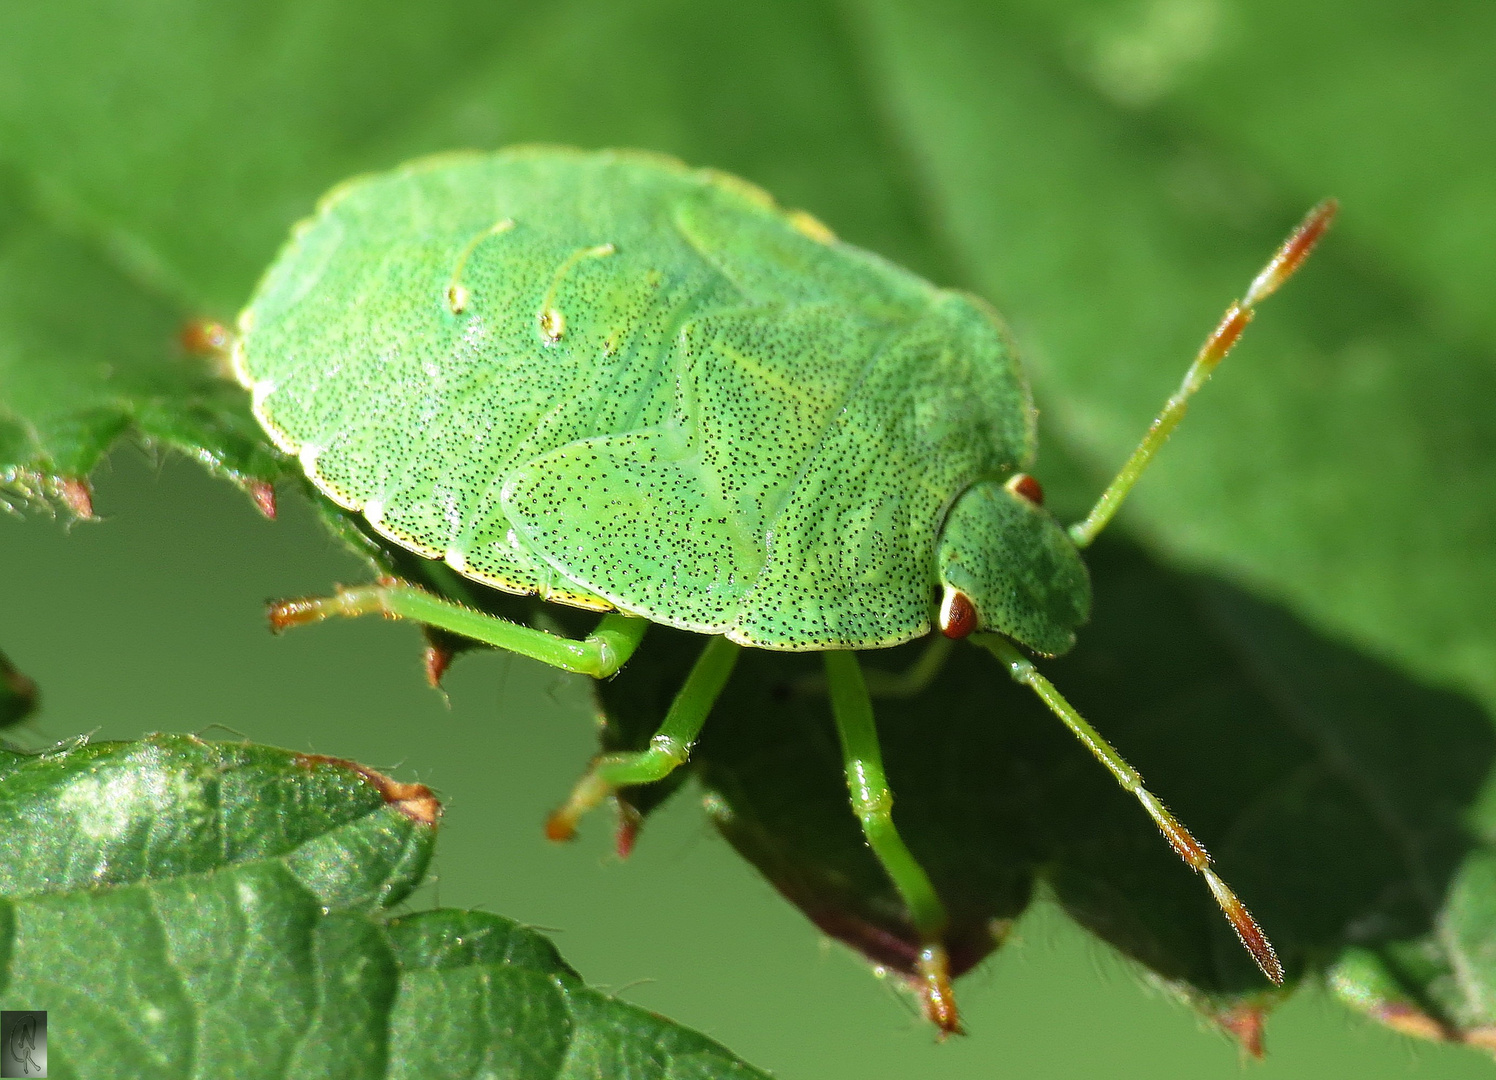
[[294, 753, 442, 825], [244, 479, 277, 519], [1216, 1003, 1268, 1058], [57, 476, 95, 520], [615, 803, 643, 859], [423, 642, 455, 689]]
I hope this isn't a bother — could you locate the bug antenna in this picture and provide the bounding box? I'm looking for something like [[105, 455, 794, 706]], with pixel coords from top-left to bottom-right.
[[1068, 200, 1337, 548], [978, 634, 1285, 985], [1204, 868, 1283, 985]]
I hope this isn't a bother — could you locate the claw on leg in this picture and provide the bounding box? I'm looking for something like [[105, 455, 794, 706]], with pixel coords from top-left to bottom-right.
[[545, 770, 612, 842], [267, 581, 395, 633], [916, 944, 963, 1036]]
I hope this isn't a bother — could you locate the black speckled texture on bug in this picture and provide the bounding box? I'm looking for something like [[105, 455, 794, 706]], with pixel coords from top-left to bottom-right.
[[237, 147, 1080, 651]]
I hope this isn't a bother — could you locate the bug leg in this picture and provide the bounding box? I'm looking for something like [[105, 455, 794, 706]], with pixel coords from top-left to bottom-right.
[[823, 650, 961, 1035], [862, 634, 955, 698], [269, 580, 648, 678], [794, 634, 954, 699], [976, 634, 1285, 985], [547, 635, 740, 848], [1069, 200, 1337, 548]]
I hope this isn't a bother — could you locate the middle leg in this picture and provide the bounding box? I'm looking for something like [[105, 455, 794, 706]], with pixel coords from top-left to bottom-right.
[[823, 649, 960, 1035]]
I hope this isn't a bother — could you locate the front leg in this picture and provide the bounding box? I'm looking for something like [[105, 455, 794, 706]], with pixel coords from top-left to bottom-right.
[[546, 634, 741, 849]]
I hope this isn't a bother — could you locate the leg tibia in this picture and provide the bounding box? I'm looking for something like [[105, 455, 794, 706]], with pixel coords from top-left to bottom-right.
[[794, 634, 954, 699], [863, 634, 954, 698], [542, 734, 690, 844], [976, 634, 1284, 985], [546, 634, 740, 843], [269, 579, 647, 677], [823, 650, 961, 1035]]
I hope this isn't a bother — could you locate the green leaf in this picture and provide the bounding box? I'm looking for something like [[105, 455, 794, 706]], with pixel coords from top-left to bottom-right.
[[386, 909, 769, 1080], [0, 173, 285, 515], [848, 0, 1496, 711], [0, 733, 769, 1079], [0, 0, 1492, 1059]]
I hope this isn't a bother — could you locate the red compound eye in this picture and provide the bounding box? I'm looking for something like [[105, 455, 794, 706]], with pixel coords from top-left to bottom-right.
[[939, 588, 977, 639], [1006, 472, 1044, 506]]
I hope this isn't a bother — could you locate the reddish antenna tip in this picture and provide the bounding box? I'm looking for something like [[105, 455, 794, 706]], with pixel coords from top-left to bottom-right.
[[1244, 198, 1338, 308], [1205, 869, 1284, 985], [938, 588, 978, 639], [1232, 904, 1285, 986], [1217, 1003, 1268, 1059]]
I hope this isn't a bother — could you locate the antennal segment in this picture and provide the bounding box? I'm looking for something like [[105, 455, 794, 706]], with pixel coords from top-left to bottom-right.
[[1068, 200, 1338, 548], [976, 634, 1285, 985]]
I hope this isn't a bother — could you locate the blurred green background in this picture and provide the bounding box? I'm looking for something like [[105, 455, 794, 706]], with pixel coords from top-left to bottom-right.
[[2, 0, 1494, 1076]]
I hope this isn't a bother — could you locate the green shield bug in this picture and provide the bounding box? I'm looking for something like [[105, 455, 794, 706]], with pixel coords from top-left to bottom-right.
[[235, 146, 1333, 1033]]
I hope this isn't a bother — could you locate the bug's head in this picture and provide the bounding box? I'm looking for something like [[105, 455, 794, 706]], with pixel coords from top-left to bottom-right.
[[934, 475, 1091, 658]]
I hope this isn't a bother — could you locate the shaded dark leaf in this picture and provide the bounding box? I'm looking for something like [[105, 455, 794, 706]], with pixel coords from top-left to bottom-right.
[[0, 650, 37, 728], [596, 541, 1495, 1045]]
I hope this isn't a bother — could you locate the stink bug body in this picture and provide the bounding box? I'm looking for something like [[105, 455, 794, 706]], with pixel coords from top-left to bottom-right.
[[237, 146, 1333, 1032]]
